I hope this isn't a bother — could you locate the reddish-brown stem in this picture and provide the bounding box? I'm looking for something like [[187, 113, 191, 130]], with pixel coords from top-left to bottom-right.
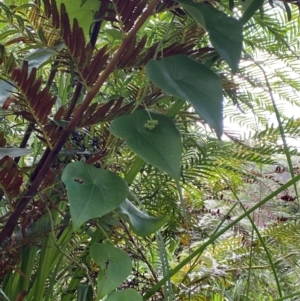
[[0, 0, 160, 245], [14, 290, 27, 301]]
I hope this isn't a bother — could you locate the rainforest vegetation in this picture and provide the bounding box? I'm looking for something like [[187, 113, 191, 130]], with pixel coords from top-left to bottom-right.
[[1, 0, 300, 300]]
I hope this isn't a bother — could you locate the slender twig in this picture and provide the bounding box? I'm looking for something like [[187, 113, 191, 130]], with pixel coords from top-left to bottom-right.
[[120, 219, 160, 284], [255, 61, 299, 204]]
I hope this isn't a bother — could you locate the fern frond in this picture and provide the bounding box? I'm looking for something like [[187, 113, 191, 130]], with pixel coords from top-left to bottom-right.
[[42, 0, 110, 88], [111, 0, 148, 32], [10, 63, 53, 116]]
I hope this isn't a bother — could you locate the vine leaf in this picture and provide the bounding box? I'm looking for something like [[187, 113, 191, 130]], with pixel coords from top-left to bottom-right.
[[90, 243, 132, 298], [106, 289, 143, 301], [61, 162, 128, 231], [110, 110, 182, 182], [146, 55, 223, 139], [23, 44, 64, 71], [176, 0, 243, 73], [104, 29, 123, 41], [117, 199, 169, 236], [77, 285, 93, 300], [240, 0, 265, 24]]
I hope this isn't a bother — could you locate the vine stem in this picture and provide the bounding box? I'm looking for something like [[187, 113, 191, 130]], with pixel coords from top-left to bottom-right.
[[254, 61, 299, 204], [119, 219, 160, 284], [0, 0, 160, 245]]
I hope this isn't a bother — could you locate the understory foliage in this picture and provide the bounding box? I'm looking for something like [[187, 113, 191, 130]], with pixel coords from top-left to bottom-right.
[[0, 0, 300, 300]]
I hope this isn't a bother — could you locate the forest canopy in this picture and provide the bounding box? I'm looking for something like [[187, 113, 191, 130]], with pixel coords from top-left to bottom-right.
[[0, 0, 300, 300]]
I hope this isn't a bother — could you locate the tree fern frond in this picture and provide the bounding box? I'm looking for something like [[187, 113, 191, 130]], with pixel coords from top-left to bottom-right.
[[111, 0, 148, 33], [9, 61, 58, 147]]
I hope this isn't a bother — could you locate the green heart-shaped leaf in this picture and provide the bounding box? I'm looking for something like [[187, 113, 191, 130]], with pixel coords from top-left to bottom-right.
[[77, 284, 93, 301], [90, 243, 132, 298], [146, 55, 223, 139], [61, 162, 128, 231], [240, 0, 265, 24], [104, 29, 123, 41], [117, 199, 168, 236], [176, 0, 243, 73], [106, 289, 142, 301], [110, 110, 182, 181]]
